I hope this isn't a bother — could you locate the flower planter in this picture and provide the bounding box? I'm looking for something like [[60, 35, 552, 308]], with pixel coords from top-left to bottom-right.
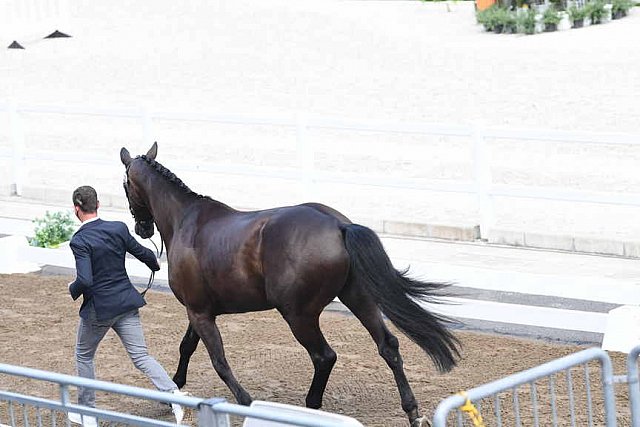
[[572, 17, 584, 27], [493, 24, 504, 33], [544, 23, 558, 31]]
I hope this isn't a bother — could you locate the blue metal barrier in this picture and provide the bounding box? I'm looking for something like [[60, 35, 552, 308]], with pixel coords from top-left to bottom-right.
[[0, 363, 362, 427], [433, 347, 617, 427]]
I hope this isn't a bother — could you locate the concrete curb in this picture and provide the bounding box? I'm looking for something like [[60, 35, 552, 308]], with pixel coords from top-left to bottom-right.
[[2, 193, 639, 259]]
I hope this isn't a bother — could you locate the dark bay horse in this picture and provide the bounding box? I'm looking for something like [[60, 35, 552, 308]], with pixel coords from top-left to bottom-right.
[[120, 143, 460, 426]]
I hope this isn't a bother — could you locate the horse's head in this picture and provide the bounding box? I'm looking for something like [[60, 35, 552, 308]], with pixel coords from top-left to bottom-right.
[[120, 142, 158, 239]]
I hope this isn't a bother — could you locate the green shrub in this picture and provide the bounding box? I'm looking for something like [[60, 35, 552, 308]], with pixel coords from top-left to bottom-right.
[[477, 6, 517, 32], [543, 5, 562, 24], [517, 8, 537, 34], [585, 0, 606, 23], [612, 0, 633, 15], [476, 5, 499, 30], [568, 4, 588, 20], [30, 211, 75, 248]]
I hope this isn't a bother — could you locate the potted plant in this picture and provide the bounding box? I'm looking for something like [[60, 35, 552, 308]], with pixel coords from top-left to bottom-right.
[[491, 7, 506, 33], [543, 5, 562, 31], [503, 10, 518, 33], [568, 4, 587, 26], [29, 211, 75, 248], [476, 5, 498, 31], [612, 0, 633, 18], [517, 7, 537, 34], [585, 0, 606, 24]]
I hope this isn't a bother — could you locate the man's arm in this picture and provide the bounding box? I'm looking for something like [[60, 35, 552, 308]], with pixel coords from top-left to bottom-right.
[[69, 239, 93, 300], [124, 227, 160, 271]]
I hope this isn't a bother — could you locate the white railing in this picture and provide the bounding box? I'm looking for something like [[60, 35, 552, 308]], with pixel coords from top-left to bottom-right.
[[1, 101, 640, 239]]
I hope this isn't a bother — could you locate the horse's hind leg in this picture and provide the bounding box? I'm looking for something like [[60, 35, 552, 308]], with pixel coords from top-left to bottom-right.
[[339, 284, 426, 427], [173, 323, 200, 389], [281, 312, 337, 409], [187, 310, 252, 405]]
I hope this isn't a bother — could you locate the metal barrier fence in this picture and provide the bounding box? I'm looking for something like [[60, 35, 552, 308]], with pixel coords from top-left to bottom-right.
[[432, 347, 618, 426], [0, 363, 362, 427]]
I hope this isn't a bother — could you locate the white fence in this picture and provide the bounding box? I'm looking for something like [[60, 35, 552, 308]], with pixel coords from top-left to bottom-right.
[[1, 101, 640, 241]]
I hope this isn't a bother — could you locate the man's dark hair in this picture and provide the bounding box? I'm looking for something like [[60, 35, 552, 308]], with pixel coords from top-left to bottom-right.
[[72, 186, 98, 213]]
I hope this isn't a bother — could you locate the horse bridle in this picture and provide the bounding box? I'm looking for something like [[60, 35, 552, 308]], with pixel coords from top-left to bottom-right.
[[123, 162, 164, 297]]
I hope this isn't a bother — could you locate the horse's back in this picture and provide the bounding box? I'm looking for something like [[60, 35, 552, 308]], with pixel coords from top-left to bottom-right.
[[259, 205, 350, 313]]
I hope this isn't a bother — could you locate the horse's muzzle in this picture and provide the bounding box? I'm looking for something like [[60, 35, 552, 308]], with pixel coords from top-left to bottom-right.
[[135, 220, 155, 239]]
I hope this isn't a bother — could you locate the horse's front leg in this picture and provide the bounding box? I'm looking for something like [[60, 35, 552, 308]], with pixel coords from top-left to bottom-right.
[[188, 310, 252, 405], [173, 323, 200, 389]]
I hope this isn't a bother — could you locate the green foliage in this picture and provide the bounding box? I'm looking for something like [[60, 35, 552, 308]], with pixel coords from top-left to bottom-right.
[[611, 0, 633, 14], [568, 4, 588, 20], [517, 8, 537, 33], [543, 5, 562, 24], [30, 211, 75, 248], [476, 5, 499, 30], [584, 0, 606, 23], [476, 6, 517, 32]]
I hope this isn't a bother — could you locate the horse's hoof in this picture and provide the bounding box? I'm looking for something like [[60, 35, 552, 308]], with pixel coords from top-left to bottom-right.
[[411, 416, 431, 427]]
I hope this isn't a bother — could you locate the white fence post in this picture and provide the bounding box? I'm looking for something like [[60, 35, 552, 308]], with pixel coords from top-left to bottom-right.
[[472, 122, 493, 240], [9, 101, 25, 196], [296, 113, 314, 198]]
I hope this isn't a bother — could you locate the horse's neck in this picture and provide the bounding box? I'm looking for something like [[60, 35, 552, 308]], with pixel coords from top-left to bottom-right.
[[150, 190, 233, 248], [149, 190, 194, 245]]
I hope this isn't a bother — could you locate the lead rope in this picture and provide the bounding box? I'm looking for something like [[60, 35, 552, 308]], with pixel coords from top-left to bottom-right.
[[140, 237, 164, 298]]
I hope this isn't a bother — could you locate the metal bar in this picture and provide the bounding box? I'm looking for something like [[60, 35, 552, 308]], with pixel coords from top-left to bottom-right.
[[566, 369, 576, 427], [627, 345, 640, 427], [0, 392, 177, 427], [9, 401, 15, 427], [549, 375, 558, 427], [531, 381, 539, 427], [600, 353, 618, 427], [584, 364, 593, 427], [433, 348, 611, 426], [512, 387, 521, 427], [0, 364, 203, 408]]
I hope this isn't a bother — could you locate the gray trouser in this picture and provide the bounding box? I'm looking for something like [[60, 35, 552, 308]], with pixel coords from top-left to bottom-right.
[[75, 308, 177, 407]]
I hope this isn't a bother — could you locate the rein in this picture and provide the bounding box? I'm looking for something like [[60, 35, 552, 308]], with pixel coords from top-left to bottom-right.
[[124, 162, 165, 298], [140, 237, 164, 298]]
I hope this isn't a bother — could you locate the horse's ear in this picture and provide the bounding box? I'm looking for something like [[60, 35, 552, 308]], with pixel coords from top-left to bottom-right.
[[146, 142, 158, 160], [120, 147, 132, 166]]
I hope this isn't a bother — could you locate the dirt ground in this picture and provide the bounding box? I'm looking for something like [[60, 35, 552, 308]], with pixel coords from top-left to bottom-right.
[[0, 273, 632, 426]]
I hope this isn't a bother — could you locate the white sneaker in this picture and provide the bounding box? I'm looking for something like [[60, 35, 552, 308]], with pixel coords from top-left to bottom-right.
[[171, 389, 188, 425], [67, 412, 98, 427]]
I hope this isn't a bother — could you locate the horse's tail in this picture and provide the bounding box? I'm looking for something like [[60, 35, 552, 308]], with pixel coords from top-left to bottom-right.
[[341, 223, 461, 373]]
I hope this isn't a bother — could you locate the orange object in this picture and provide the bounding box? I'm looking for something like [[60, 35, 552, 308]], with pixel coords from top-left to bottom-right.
[[476, 0, 496, 11]]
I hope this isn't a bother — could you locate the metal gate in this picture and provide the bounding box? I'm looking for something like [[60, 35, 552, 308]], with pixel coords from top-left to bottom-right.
[[432, 346, 640, 426], [0, 363, 362, 427]]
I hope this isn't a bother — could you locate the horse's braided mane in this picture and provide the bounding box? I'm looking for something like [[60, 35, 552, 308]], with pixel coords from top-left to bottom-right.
[[138, 155, 211, 200]]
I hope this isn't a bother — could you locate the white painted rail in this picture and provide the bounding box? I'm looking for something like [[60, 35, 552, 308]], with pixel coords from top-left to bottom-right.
[[1, 102, 640, 240]]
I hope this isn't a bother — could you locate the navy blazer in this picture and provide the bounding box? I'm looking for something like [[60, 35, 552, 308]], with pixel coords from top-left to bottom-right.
[[69, 218, 160, 321]]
